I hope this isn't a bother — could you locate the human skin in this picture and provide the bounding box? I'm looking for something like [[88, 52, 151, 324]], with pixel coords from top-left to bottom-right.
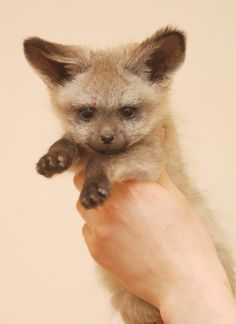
[[74, 171, 236, 324]]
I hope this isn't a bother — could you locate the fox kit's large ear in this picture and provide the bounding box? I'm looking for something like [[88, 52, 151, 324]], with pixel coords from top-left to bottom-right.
[[23, 37, 89, 88], [127, 26, 186, 83]]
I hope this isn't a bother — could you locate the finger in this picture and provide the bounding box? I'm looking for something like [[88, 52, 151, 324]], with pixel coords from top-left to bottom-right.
[[73, 172, 84, 191], [76, 198, 101, 228], [82, 224, 93, 246], [157, 169, 186, 201], [157, 169, 173, 188], [82, 224, 101, 263]]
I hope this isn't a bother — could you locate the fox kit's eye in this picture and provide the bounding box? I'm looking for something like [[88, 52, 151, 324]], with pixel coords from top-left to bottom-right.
[[79, 107, 95, 120], [121, 106, 136, 118]]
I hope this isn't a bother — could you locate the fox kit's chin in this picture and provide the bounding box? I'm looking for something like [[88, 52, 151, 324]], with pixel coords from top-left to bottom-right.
[[24, 26, 235, 324], [88, 144, 128, 155]]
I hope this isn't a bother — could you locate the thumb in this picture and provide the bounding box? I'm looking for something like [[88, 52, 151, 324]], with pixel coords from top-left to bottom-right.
[[157, 169, 187, 202], [73, 172, 84, 191]]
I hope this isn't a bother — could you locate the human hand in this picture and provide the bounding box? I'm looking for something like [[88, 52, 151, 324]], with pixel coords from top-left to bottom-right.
[[74, 170, 236, 324]]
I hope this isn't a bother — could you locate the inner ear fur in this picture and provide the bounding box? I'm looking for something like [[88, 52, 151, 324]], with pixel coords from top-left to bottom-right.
[[23, 37, 88, 87], [127, 26, 186, 82]]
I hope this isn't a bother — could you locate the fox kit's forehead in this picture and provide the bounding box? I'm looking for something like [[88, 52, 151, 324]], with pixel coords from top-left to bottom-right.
[[24, 26, 186, 111], [54, 50, 161, 111]]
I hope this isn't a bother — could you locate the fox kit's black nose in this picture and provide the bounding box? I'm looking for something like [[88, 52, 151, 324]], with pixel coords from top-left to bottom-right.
[[101, 134, 114, 144]]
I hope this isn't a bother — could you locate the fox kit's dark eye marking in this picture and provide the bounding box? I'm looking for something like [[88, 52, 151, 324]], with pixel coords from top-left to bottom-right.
[[79, 107, 95, 120], [120, 106, 136, 119]]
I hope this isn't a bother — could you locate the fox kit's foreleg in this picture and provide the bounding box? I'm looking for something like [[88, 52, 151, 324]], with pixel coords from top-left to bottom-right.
[[79, 156, 111, 209]]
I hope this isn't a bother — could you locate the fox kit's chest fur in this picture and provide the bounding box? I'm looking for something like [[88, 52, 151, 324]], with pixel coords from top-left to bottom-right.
[[24, 27, 235, 324]]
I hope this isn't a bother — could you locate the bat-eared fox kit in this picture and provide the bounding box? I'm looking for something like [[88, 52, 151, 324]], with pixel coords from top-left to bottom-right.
[[24, 27, 235, 323]]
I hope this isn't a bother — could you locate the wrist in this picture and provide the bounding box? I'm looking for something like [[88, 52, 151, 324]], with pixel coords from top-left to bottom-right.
[[157, 272, 236, 324]]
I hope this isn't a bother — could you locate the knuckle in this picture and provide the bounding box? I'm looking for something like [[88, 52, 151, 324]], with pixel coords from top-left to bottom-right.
[[73, 173, 79, 187], [73, 172, 84, 191], [82, 224, 87, 237], [76, 199, 86, 216], [103, 200, 119, 218], [94, 226, 110, 242], [90, 246, 109, 269], [76, 199, 81, 211], [90, 245, 101, 263], [104, 203, 126, 225]]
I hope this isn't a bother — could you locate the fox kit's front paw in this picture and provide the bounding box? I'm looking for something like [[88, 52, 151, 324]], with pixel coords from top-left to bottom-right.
[[36, 151, 72, 177], [80, 176, 111, 209]]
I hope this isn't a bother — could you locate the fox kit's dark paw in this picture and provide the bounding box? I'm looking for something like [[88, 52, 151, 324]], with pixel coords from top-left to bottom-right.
[[36, 151, 72, 178], [80, 177, 111, 209]]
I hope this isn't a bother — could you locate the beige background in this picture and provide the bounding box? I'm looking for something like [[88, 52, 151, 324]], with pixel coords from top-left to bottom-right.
[[1, 0, 236, 323]]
